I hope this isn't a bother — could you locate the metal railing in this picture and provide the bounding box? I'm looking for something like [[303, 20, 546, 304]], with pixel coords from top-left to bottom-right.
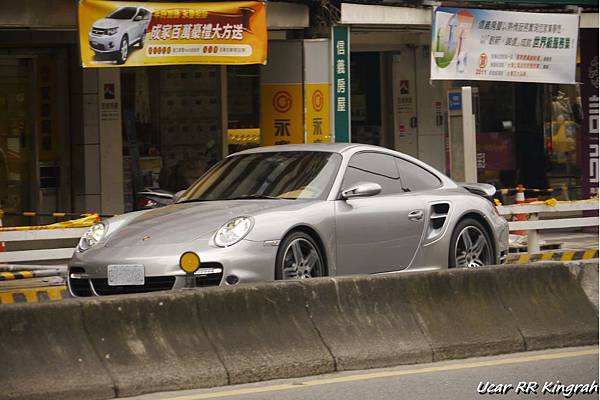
[[497, 199, 599, 254]]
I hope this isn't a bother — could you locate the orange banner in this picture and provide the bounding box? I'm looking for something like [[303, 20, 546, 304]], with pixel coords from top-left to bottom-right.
[[78, 0, 266, 67]]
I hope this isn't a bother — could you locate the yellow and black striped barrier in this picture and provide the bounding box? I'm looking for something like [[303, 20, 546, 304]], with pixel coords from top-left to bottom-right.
[[0, 286, 68, 304], [0, 210, 114, 219], [498, 186, 567, 196], [507, 248, 599, 264], [0, 271, 35, 281]]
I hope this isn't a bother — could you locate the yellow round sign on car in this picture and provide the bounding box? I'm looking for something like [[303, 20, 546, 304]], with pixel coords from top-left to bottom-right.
[[179, 252, 201, 274]]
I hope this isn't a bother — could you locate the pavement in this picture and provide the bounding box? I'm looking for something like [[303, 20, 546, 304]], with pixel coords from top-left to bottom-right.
[[120, 346, 599, 400]]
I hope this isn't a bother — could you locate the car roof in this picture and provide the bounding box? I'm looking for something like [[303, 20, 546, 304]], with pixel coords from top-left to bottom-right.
[[233, 143, 388, 156]]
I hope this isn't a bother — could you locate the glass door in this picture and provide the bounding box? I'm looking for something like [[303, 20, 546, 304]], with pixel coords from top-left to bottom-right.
[[0, 58, 36, 226]]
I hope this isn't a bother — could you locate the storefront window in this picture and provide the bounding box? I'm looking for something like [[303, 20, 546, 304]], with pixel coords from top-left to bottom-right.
[[474, 79, 583, 200], [350, 52, 381, 145], [0, 58, 34, 226], [544, 84, 582, 199], [227, 65, 260, 154], [121, 65, 222, 211], [475, 82, 517, 189]]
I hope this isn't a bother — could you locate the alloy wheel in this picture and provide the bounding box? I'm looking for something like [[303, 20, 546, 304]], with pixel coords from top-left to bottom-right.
[[120, 38, 128, 62], [281, 238, 322, 279], [453, 226, 492, 268]]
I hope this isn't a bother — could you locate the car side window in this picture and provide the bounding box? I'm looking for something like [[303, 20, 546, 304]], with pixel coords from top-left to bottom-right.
[[342, 152, 403, 195], [395, 157, 442, 192]]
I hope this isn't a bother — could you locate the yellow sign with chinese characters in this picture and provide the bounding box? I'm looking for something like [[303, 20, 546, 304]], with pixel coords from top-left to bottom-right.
[[260, 84, 303, 146], [78, 0, 267, 67], [305, 83, 331, 144]]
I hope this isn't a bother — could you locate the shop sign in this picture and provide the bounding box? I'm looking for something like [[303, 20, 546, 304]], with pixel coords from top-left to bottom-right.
[[448, 92, 462, 111], [332, 26, 350, 142], [78, 0, 266, 68], [305, 84, 331, 144], [260, 85, 303, 145], [579, 29, 599, 198], [431, 8, 579, 84]]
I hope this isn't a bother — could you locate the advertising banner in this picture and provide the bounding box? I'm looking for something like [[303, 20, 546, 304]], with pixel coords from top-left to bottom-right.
[[305, 83, 331, 144], [260, 84, 304, 146], [579, 29, 599, 198], [431, 8, 579, 83], [332, 26, 350, 142], [78, 0, 266, 67]]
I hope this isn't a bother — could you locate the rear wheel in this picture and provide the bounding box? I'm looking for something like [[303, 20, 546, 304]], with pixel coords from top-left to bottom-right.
[[275, 231, 325, 280], [449, 218, 494, 268]]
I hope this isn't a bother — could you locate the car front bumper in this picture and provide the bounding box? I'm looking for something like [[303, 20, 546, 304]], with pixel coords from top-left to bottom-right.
[[67, 239, 278, 296], [89, 34, 119, 53]]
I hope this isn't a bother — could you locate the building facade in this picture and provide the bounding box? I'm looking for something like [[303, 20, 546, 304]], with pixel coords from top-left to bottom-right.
[[0, 0, 597, 226]]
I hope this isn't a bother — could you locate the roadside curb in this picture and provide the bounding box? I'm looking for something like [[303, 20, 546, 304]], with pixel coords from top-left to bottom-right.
[[506, 248, 598, 264], [0, 286, 68, 304]]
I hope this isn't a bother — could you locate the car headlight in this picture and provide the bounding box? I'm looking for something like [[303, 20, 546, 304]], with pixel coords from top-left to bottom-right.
[[213, 217, 253, 247], [107, 27, 119, 35], [77, 222, 107, 252]]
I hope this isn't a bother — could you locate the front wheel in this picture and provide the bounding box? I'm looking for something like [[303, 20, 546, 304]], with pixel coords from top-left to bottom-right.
[[448, 218, 494, 268], [275, 232, 325, 280], [116, 36, 129, 64]]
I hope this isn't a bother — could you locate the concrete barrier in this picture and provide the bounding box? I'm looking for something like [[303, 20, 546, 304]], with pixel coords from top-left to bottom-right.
[[196, 282, 334, 384], [493, 264, 599, 350], [81, 290, 227, 398], [0, 301, 114, 400], [566, 260, 599, 312], [400, 268, 525, 361], [301, 275, 432, 370], [0, 263, 597, 400]]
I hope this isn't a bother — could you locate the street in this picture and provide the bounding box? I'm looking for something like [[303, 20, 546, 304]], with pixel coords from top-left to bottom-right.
[[122, 347, 599, 400]]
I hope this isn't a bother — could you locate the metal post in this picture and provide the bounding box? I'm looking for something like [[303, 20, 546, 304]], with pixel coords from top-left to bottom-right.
[[527, 213, 540, 254], [184, 272, 196, 289]]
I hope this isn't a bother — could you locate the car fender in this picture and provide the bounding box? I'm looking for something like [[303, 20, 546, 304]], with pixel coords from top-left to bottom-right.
[[244, 201, 338, 276]]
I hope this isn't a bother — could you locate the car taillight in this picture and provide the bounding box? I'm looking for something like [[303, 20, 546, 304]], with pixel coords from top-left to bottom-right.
[[136, 197, 158, 209]]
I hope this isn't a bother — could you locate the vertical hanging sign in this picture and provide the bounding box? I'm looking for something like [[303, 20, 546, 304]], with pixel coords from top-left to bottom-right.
[[579, 28, 599, 199], [332, 26, 350, 143]]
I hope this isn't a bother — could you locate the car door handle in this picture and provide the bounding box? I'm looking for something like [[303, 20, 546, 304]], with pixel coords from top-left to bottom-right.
[[408, 210, 424, 221]]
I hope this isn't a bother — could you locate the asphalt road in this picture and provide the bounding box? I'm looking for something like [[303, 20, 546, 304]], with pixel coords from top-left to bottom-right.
[[123, 346, 599, 400]]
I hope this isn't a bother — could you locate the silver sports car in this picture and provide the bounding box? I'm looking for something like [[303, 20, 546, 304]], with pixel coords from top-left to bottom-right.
[[68, 144, 509, 296]]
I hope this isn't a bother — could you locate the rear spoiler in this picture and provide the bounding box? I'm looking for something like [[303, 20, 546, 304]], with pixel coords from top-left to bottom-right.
[[458, 183, 496, 200]]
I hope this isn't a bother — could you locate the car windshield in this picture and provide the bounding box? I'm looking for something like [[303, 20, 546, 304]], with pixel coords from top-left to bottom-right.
[[178, 151, 342, 202], [107, 7, 137, 20]]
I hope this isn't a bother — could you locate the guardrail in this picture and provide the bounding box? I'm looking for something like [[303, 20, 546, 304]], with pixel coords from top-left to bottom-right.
[[0, 214, 98, 264], [497, 199, 599, 254], [0, 228, 86, 263]]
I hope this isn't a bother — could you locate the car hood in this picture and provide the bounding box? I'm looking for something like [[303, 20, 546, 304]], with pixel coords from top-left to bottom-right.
[[104, 200, 293, 247], [92, 18, 124, 30]]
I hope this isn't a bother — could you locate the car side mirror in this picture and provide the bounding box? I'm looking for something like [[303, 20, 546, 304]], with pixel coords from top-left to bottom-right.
[[341, 182, 382, 200], [134, 15, 142, 21], [173, 190, 186, 203]]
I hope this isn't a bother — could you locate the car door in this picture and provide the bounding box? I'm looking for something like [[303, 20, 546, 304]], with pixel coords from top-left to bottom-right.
[[132, 9, 144, 41], [335, 152, 426, 275]]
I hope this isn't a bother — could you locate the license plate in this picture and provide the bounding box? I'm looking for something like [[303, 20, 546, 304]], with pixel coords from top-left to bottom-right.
[[107, 265, 145, 286]]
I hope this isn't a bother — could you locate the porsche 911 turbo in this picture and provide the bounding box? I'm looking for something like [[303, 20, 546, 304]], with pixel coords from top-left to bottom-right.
[[68, 143, 508, 297]]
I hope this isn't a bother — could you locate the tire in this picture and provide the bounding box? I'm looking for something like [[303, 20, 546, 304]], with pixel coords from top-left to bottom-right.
[[275, 231, 325, 280], [116, 36, 128, 65], [448, 218, 494, 268]]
